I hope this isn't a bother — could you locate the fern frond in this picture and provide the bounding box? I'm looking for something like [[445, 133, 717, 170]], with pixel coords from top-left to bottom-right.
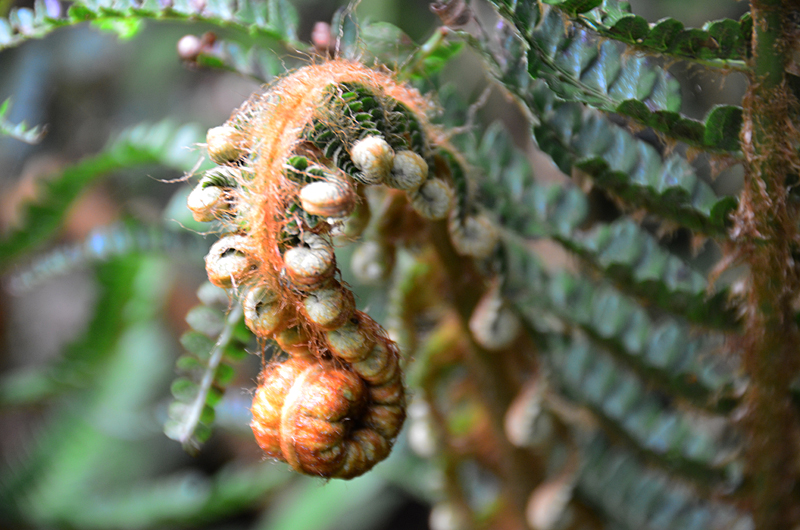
[[0, 121, 204, 271], [164, 283, 248, 454], [503, 240, 744, 412], [0, 0, 303, 52], [6, 221, 205, 294], [47, 464, 292, 528], [492, 0, 749, 69], [474, 124, 736, 329], [0, 256, 140, 407], [0, 255, 172, 521], [532, 92, 737, 236], [478, 3, 744, 153], [578, 434, 752, 530], [548, 336, 742, 485], [193, 38, 286, 84], [556, 0, 749, 68], [461, 28, 738, 235], [569, 219, 736, 328], [0, 98, 46, 144]]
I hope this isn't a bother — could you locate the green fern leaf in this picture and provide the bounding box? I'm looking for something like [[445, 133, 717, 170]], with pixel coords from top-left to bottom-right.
[[532, 92, 737, 235], [483, 2, 744, 152], [0, 98, 47, 144], [576, 1, 750, 65], [502, 240, 744, 411], [0, 256, 140, 406], [6, 221, 205, 294], [474, 124, 736, 328], [0, 0, 304, 52], [32, 464, 292, 528], [194, 38, 287, 83], [579, 434, 752, 530], [497, 0, 749, 66], [0, 121, 204, 271], [569, 219, 736, 328], [164, 283, 248, 454], [548, 336, 742, 485]]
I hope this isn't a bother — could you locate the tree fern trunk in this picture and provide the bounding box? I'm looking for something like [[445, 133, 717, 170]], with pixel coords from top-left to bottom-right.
[[738, 1, 800, 527]]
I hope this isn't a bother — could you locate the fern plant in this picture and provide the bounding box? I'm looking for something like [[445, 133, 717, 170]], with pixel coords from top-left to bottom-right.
[[0, 0, 798, 529]]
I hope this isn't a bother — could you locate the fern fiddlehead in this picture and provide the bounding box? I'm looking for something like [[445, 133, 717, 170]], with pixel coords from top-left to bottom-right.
[[189, 59, 491, 478]]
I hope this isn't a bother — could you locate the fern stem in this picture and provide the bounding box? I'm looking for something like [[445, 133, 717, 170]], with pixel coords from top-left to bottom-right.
[[737, 1, 800, 528], [176, 303, 243, 452], [429, 220, 536, 526]]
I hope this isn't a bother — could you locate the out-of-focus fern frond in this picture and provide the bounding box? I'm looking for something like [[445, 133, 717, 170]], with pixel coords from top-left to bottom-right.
[[5, 221, 206, 294], [0, 222, 206, 406], [547, 336, 742, 486], [0, 256, 173, 524], [578, 434, 752, 530], [192, 38, 287, 84], [0, 121, 204, 271], [0, 0, 303, 52], [473, 124, 736, 329], [0, 256, 140, 410], [0, 98, 46, 144], [502, 239, 744, 412], [47, 464, 292, 529]]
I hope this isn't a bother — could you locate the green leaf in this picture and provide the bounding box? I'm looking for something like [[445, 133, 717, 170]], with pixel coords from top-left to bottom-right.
[[263, 473, 397, 530], [185, 305, 226, 337], [473, 124, 737, 329], [1, 0, 305, 53], [502, 239, 744, 412], [579, 434, 751, 530], [549, 336, 741, 484], [0, 98, 47, 144], [22, 465, 292, 529], [549, 0, 749, 65], [267, 0, 297, 41], [360, 22, 417, 72], [195, 39, 287, 84], [704, 105, 744, 151], [481, 2, 745, 151], [570, 219, 737, 328], [0, 121, 204, 271], [5, 222, 206, 293], [0, 257, 141, 406], [90, 16, 144, 39], [358, 22, 463, 80], [165, 286, 248, 454], [531, 92, 737, 235], [542, 0, 602, 15], [331, 5, 359, 59]]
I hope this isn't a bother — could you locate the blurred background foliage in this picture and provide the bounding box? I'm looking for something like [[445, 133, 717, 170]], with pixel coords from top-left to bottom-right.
[[0, 0, 764, 529]]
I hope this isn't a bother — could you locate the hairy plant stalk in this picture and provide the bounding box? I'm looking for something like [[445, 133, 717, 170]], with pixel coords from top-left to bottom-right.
[[737, 1, 800, 527], [430, 221, 536, 527]]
